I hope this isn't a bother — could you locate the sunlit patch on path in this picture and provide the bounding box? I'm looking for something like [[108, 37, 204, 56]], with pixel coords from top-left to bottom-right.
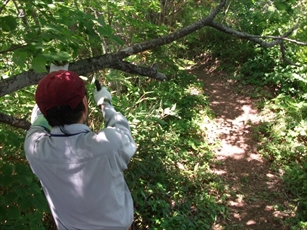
[[189, 65, 293, 230]]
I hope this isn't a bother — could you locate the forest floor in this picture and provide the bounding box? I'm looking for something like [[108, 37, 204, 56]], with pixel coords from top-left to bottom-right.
[[188, 59, 295, 230]]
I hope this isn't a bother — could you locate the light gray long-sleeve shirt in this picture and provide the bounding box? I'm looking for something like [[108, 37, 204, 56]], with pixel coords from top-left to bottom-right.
[[24, 104, 137, 230]]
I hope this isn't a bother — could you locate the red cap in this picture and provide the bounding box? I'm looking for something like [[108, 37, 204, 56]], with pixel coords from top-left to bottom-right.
[[35, 70, 86, 116]]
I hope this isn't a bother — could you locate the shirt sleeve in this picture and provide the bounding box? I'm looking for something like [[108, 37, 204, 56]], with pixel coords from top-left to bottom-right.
[[30, 104, 52, 132], [101, 103, 137, 164]]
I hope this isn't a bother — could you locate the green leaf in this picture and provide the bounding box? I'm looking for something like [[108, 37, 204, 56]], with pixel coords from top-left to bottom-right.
[[19, 175, 33, 186], [274, 2, 288, 11], [12, 51, 28, 67], [18, 197, 32, 210], [30, 183, 43, 195], [0, 174, 12, 186], [32, 195, 48, 210], [32, 55, 47, 73], [0, 206, 6, 220], [0, 164, 13, 186], [42, 51, 71, 62], [111, 35, 124, 45], [98, 25, 113, 37], [0, 16, 17, 32], [1, 164, 14, 175], [6, 206, 20, 219], [97, 17, 106, 26]]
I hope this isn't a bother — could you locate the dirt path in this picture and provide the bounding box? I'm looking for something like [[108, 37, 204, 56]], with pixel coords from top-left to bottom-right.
[[189, 63, 293, 230]]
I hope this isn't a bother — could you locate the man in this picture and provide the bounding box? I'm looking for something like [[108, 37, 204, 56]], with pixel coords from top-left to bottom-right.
[[24, 64, 137, 230]]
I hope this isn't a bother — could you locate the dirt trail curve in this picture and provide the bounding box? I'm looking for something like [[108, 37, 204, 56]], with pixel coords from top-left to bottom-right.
[[189, 63, 292, 230]]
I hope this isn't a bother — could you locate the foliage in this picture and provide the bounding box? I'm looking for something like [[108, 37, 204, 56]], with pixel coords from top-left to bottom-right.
[[0, 67, 228, 228], [118, 71, 226, 228], [1, 0, 307, 229], [0, 0, 122, 73], [257, 95, 307, 164], [237, 47, 307, 97], [254, 94, 307, 227], [0, 2, 228, 227], [209, 1, 307, 228], [90, 63, 226, 228], [0, 85, 55, 228], [0, 126, 52, 229], [236, 47, 278, 86]]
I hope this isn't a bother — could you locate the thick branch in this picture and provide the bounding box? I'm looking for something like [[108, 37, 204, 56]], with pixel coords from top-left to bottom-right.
[[111, 61, 166, 80], [0, 0, 227, 97], [209, 21, 304, 48], [117, 0, 226, 58], [0, 112, 30, 130], [0, 70, 46, 97], [1, 0, 306, 98], [0, 58, 167, 97]]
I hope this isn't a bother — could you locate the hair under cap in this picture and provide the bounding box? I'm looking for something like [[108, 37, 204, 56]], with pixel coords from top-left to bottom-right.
[[35, 70, 85, 116]]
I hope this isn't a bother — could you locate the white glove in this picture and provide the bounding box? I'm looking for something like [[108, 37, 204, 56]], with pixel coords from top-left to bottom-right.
[[49, 63, 69, 73], [94, 87, 112, 106]]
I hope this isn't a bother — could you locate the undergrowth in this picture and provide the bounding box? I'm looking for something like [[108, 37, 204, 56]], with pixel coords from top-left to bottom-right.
[[103, 70, 227, 229], [255, 94, 307, 228], [236, 46, 307, 228], [0, 69, 227, 229]]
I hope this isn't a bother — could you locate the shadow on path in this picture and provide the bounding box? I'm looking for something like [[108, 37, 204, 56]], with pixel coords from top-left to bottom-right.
[[189, 64, 292, 230]]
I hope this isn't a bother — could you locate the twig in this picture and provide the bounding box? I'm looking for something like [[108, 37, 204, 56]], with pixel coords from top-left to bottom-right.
[[280, 42, 300, 66], [0, 44, 30, 54], [0, 0, 10, 14]]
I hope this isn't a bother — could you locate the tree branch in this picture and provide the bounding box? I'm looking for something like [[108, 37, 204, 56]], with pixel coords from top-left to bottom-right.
[[0, 0, 227, 97], [0, 43, 30, 54], [1, 0, 306, 98], [112, 61, 166, 80], [279, 42, 300, 66], [0, 0, 10, 14], [209, 22, 305, 48], [0, 112, 30, 130], [251, 35, 307, 46]]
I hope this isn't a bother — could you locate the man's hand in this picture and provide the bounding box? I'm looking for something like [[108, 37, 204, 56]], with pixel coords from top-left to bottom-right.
[[49, 63, 69, 72], [94, 87, 112, 106]]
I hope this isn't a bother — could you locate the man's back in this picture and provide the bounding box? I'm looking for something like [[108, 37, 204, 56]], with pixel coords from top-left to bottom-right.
[[25, 111, 136, 229]]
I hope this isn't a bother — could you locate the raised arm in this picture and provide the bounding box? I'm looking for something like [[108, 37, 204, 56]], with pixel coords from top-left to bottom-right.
[[93, 85, 136, 163]]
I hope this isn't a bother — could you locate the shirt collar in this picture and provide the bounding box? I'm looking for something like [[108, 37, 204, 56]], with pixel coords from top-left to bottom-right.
[[51, 124, 91, 135]]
